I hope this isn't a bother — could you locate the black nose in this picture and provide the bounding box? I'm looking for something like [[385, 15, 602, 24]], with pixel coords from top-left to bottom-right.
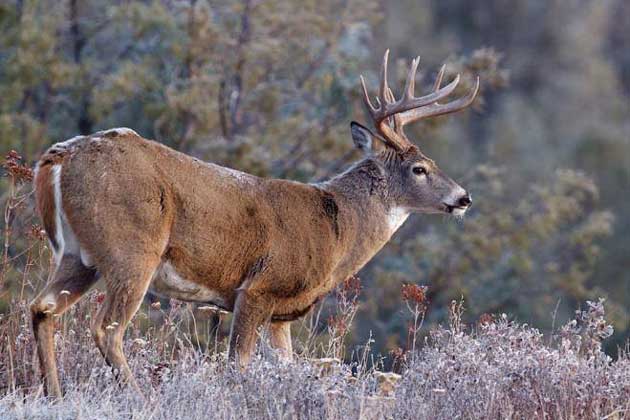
[[458, 194, 472, 207]]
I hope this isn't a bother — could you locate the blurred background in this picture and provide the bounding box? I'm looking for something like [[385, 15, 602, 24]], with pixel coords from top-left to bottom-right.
[[1, 0, 629, 358]]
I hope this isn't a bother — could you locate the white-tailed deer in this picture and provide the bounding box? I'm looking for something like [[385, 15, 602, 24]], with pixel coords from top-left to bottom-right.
[[31, 50, 478, 398]]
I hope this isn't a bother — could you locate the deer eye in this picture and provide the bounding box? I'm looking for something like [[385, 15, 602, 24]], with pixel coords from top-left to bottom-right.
[[412, 166, 427, 176]]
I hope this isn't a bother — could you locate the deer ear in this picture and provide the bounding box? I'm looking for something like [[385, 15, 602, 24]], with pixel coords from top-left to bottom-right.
[[350, 121, 389, 155]]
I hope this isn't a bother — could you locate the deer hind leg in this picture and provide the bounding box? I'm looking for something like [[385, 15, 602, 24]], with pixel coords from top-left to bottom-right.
[[228, 290, 274, 368], [90, 255, 160, 395], [269, 321, 293, 361], [31, 254, 98, 399]]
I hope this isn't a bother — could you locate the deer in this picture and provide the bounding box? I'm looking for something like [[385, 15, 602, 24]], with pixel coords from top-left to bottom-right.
[[30, 50, 478, 398]]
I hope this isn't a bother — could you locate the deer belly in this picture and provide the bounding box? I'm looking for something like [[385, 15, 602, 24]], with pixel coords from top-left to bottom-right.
[[149, 261, 226, 306]]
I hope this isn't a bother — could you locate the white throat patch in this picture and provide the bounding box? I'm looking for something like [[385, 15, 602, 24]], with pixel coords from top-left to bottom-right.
[[387, 207, 409, 233]]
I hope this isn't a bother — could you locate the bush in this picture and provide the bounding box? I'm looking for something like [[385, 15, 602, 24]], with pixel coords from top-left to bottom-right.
[[1, 282, 629, 419]]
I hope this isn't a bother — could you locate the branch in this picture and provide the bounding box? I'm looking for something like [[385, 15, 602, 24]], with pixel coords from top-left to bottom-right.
[[218, 79, 229, 138], [229, 0, 254, 137]]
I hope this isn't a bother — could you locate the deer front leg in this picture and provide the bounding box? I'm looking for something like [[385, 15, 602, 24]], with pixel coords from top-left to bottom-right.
[[228, 290, 272, 368], [269, 321, 293, 361]]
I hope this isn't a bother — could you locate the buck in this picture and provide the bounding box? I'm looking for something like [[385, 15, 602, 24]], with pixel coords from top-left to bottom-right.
[[31, 50, 478, 398]]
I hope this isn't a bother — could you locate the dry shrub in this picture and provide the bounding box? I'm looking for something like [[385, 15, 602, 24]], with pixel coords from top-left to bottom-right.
[[1, 294, 629, 419]]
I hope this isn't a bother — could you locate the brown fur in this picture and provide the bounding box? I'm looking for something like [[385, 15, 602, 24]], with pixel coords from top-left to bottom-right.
[[31, 118, 471, 397], [31, 54, 477, 397], [34, 164, 58, 251]]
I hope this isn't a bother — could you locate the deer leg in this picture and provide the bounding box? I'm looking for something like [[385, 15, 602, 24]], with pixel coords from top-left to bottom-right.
[[31, 254, 98, 399], [91, 258, 159, 395], [269, 321, 293, 361], [228, 290, 273, 368]]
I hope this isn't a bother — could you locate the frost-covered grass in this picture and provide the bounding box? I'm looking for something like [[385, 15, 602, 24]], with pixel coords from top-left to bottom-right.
[[1, 295, 629, 419]]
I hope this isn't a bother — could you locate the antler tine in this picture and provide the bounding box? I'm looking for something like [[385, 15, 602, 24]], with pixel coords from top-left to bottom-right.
[[380, 75, 460, 121], [362, 67, 460, 121], [359, 50, 480, 150], [385, 87, 396, 104], [432, 64, 446, 92], [397, 76, 480, 126], [363, 51, 460, 121], [359, 75, 377, 113], [387, 86, 405, 136], [378, 49, 390, 107], [404, 56, 420, 99]]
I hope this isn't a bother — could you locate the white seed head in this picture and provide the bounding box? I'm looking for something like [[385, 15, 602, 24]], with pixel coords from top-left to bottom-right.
[[133, 338, 147, 347]]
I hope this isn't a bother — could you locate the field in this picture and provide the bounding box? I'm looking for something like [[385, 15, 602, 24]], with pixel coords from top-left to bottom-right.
[[1, 281, 629, 418]]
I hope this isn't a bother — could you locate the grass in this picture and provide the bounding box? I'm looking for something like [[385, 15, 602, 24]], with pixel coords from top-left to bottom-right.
[[1, 289, 629, 419]]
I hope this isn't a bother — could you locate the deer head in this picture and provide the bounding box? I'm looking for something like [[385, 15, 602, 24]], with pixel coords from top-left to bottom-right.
[[351, 50, 479, 217]]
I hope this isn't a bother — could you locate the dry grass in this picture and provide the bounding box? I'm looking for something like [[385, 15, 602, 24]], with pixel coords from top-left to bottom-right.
[[0, 296, 628, 419]]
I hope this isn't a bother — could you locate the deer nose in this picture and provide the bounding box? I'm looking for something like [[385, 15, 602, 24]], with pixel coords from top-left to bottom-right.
[[458, 194, 472, 208]]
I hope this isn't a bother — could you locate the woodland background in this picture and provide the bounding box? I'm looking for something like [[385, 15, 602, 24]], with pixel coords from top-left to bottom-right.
[[1, 0, 629, 360]]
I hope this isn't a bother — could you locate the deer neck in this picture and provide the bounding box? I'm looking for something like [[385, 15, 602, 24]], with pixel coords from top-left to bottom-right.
[[319, 159, 408, 281]]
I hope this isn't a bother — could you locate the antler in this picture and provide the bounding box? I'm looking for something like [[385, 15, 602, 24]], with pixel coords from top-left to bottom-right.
[[360, 50, 480, 151]]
